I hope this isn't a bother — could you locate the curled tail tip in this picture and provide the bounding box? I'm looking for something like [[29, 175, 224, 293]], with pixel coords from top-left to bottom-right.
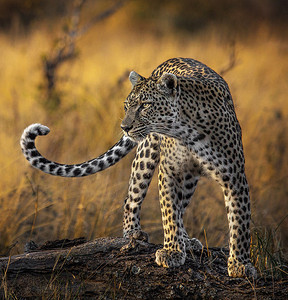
[[23, 123, 50, 137], [20, 123, 50, 150], [28, 123, 50, 136]]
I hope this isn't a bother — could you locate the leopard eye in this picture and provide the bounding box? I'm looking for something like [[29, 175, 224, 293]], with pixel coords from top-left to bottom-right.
[[143, 103, 151, 109], [124, 103, 128, 112], [140, 102, 152, 110]]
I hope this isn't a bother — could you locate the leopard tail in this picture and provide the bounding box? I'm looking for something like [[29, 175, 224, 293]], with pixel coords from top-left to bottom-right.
[[20, 123, 136, 177]]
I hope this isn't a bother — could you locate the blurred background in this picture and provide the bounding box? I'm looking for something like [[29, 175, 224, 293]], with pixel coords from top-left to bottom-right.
[[0, 0, 287, 272]]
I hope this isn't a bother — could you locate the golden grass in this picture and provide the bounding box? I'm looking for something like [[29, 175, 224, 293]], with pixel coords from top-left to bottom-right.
[[0, 13, 287, 279]]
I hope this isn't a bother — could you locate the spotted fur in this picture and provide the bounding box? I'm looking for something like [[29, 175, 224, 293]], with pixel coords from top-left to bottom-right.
[[21, 57, 256, 278]]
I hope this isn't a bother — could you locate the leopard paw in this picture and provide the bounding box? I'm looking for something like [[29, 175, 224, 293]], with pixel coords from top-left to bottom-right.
[[185, 238, 203, 251], [228, 258, 257, 278], [243, 263, 258, 279], [123, 230, 149, 242], [155, 248, 186, 268]]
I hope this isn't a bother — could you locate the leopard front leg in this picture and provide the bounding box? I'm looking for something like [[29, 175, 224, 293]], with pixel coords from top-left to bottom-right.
[[155, 151, 187, 268], [123, 134, 160, 241], [180, 170, 203, 251]]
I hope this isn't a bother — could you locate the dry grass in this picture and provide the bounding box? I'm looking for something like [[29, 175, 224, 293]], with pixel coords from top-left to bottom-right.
[[0, 8, 287, 279]]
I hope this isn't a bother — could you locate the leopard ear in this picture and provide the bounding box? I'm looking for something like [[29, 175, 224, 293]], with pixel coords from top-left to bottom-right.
[[129, 71, 144, 87], [157, 73, 178, 95]]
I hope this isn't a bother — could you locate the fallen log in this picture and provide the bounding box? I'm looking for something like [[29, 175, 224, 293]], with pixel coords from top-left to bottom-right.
[[0, 237, 287, 299]]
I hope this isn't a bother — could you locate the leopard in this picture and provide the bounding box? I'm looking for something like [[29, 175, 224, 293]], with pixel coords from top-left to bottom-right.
[[20, 57, 256, 278]]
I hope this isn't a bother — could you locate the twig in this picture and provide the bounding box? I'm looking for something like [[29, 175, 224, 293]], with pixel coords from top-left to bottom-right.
[[43, 0, 127, 99], [219, 41, 237, 76], [44, 0, 85, 93], [204, 229, 210, 257], [29, 186, 39, 239], [77, 0, 127, 37], [2, 255, 11, 298]]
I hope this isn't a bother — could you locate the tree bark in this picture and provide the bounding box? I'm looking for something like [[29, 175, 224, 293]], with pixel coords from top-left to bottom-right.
[[0, 237, 287, 299]]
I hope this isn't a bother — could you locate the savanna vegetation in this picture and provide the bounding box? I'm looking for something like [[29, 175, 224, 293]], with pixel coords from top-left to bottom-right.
[[0, 0, 287, 283]]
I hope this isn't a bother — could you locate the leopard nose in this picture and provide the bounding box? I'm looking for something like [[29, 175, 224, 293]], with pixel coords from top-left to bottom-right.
[[121, 124, 133, 133]]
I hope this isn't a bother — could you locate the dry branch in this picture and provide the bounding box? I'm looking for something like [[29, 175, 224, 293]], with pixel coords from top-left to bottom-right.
[[43, 0, 127, 102], [219, 41, 237, 76], [0, 237, 287, 299]]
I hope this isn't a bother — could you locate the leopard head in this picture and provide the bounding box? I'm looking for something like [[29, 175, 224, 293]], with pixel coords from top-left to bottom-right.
[[121, 71, 179, 141]]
